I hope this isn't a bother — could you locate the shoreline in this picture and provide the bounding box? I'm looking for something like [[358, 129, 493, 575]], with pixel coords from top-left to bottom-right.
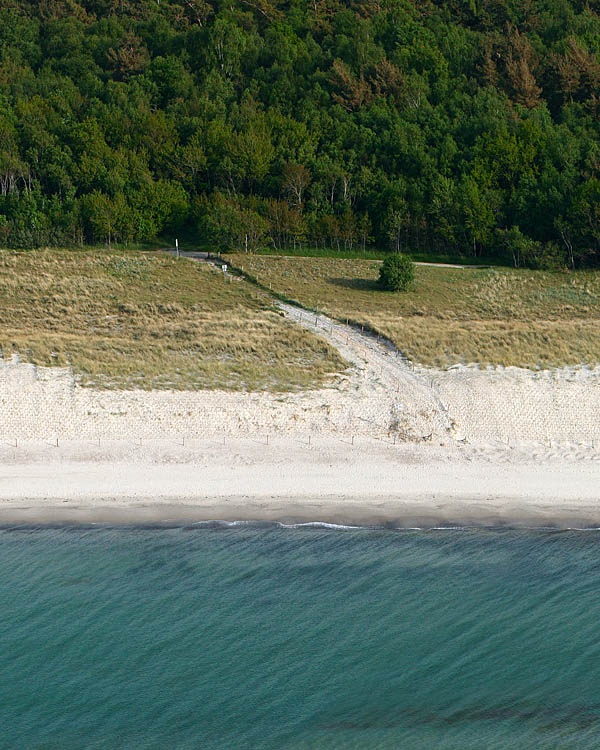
[[1, 441, 599, 527], [3, 499, 600, 529]]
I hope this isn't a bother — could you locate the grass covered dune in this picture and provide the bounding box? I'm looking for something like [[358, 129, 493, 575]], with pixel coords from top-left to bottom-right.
[[231, 255, 600, 370], [0, 249, 345, 391]]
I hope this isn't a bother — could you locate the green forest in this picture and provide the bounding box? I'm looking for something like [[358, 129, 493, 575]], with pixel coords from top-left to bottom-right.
[[1, 0, 600, 266]]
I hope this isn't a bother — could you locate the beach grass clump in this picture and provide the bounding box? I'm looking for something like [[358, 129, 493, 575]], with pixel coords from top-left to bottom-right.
[[0, 249, 346, 390], [230, 254, 600, 369]]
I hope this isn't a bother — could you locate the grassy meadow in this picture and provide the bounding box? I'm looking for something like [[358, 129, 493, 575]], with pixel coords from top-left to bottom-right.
[[230, 255, 600, 369], [0, 249, 345, 390]]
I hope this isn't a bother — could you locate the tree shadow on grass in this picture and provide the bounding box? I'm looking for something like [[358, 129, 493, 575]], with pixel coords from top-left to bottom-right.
[[327, 277, 380, 291]]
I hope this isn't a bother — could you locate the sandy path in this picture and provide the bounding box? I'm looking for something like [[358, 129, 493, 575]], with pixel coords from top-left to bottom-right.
[[279, 303, 455, 440]]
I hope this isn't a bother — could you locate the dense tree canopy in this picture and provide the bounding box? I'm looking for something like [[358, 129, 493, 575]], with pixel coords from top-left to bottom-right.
[[1, 0, 600, 266]]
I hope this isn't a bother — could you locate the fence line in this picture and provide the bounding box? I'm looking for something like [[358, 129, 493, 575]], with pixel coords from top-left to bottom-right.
[[1, 434, 596, 451]]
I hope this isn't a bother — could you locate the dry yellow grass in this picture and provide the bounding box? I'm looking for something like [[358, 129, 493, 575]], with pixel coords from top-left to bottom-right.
[[230, 254, 600, 368], [0, 249, 345, 390]]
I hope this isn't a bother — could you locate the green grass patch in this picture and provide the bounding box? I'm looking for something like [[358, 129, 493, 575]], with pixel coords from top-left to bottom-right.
[[227, 244, 509, 266]]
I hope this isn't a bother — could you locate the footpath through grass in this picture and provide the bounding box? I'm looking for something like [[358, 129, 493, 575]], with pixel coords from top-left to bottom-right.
[[230, 254, 600, 369], [227, 245, 506, 266], [0, 249, 345, 390]]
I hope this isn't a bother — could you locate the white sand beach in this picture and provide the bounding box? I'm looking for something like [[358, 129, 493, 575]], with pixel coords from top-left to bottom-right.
[[1, 304, 599, 526]]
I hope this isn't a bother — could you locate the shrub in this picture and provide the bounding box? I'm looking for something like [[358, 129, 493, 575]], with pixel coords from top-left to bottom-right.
[[378, 253, 415, 291], [498, 226, 567, 270]]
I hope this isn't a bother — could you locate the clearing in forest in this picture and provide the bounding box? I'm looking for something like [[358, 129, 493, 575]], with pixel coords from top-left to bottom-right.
[[230, 254, 600, 369], [0, 249, 345, 390]]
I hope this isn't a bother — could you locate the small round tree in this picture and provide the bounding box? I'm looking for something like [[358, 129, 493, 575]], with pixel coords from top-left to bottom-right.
[[378, 253, 415, 291]]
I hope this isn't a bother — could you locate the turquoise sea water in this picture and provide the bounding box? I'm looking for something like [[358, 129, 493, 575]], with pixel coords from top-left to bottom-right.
[[2, 524, 600, 749]]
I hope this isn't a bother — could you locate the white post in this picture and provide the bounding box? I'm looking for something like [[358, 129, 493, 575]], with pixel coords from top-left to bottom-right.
[[176, 238, 179, 257]]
